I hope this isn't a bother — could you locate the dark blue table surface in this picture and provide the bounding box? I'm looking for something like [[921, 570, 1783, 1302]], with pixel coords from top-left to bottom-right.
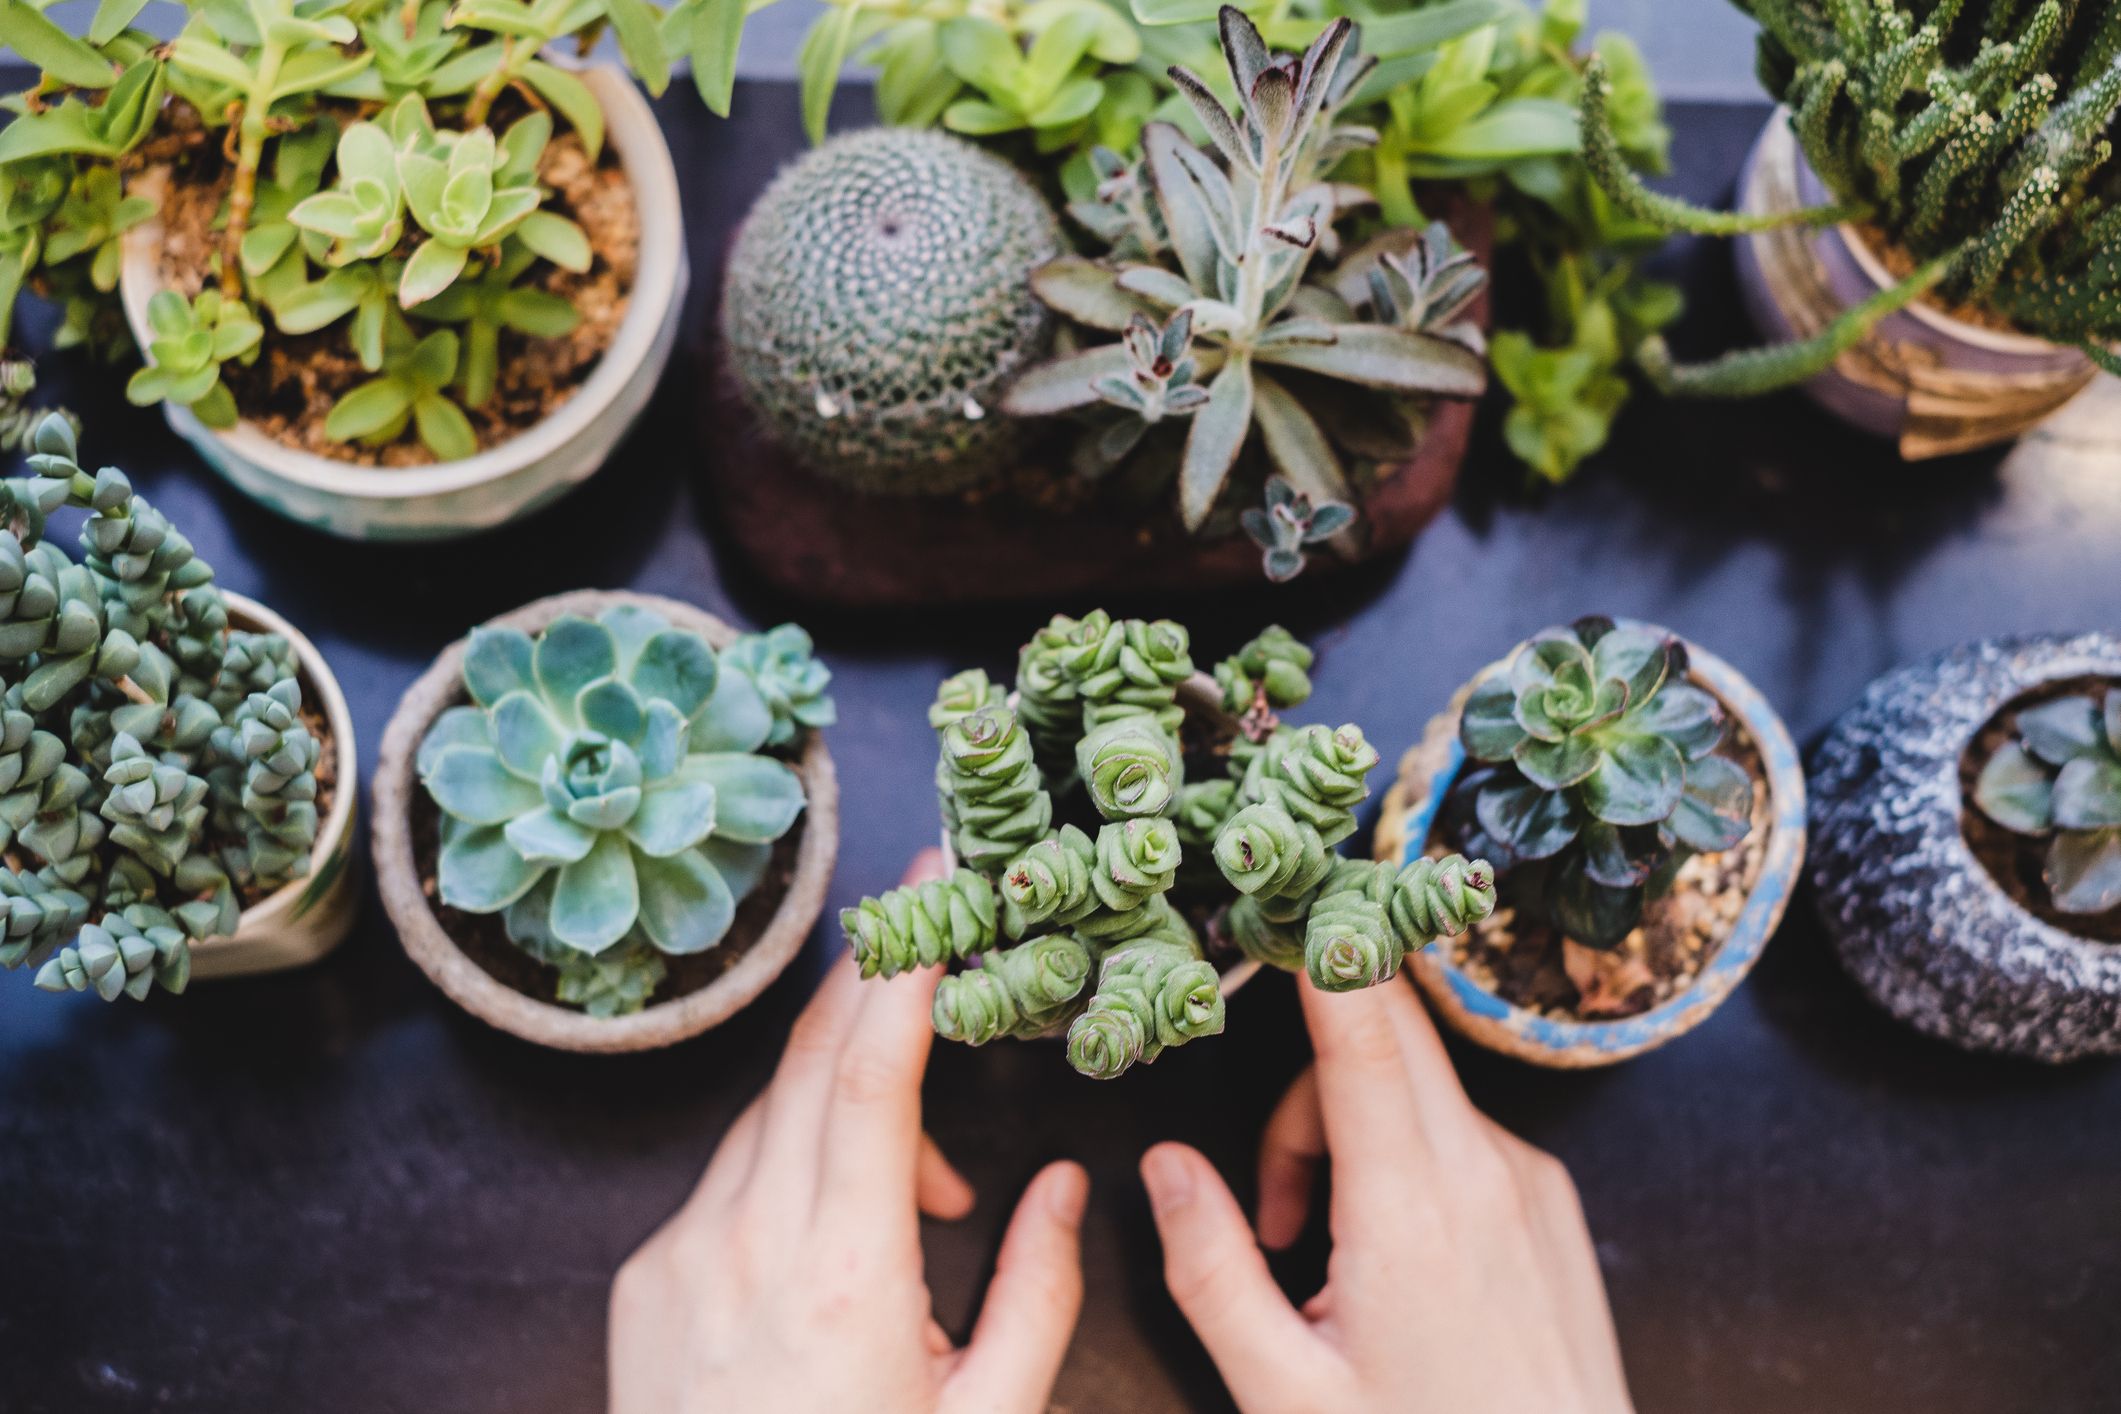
[[2, 88, 2117, 1414]]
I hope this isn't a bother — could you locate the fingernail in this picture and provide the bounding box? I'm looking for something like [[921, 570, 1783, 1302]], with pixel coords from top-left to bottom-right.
[[1047, 1163, 1089, 1226], [1141, 1147, 1195, 1215]]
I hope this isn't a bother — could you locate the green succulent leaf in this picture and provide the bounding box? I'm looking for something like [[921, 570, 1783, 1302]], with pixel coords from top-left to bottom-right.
[[2018, 695, 2107, 766], [1578, 730, 1685, 827], [1973, 739, 2056, 834], [1666, 753, 1754, 854], [2046, 827, 2121, 915], [535, 617, 619, 714], [1475, 774, 1580, 859], [426, 746, 542, 824], [549, 830, 638, 954], [626, 777, 719, 857], [636, 848, 736, 953], [686, 755, 804, 842], [2052, 756, 2121, 830], [1460, 677, 1529, 760], [439, 821, 545, 910]]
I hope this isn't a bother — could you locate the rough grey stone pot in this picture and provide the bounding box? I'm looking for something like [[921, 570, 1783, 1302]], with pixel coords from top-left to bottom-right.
[[1810, 634, 2121, 1062]]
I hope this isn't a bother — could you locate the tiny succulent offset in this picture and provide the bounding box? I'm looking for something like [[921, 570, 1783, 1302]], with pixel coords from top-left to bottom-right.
[[1972, 687, 2121, 916], [0, 0, 758, 462], [722, 127, 1065, 494], [0, 415, 325, 1003], [416, 607, 831, 1017], [1451, 617, 1755, 947], [840, 612, 1496, 1079]]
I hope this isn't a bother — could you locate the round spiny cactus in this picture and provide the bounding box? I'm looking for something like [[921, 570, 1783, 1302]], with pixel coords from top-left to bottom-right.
[[721, 127, 1064, 494]]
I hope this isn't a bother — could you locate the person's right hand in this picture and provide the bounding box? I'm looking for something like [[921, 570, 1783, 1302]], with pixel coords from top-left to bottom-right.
[[1138, 974, 1633, 1413]]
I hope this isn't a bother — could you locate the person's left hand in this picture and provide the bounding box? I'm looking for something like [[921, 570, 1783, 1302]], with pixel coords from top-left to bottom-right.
[[609, 850, 1090, 1414]]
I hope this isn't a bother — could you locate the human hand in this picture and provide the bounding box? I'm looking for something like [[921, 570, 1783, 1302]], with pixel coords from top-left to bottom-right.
[[610, 849, 1089, 1414], [1139, 974, 1632, 1413]]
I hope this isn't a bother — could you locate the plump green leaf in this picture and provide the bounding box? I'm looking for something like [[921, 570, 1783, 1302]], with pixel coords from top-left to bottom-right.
[[1627, 682, 1724, 761], [1514, 732, 1601, 791], [1475, 775, 1580, 859], [550, 831, 639, 953], [490, 691, 564, 778], [1459, 678, 1527, 761], [521, 58, 605, 158], [2046, 827, 2121, 915], [418, 705, 493, 777], [516, 210, 591, 272], [1, 0, 117, 87], [686, 755, 804, 842], [426, 745, 543, 824], [690, 666, 772, 753], [504, 805, 596, 865], [398, 237, 469, 306], [1579, 732, 1684, 827], [1973, 739, 2055, 834], [631, 629, 720, 720], [438, 821, 545, 911], [412, 392, 476, 461], [325, 377, 414, 442], [1666, 754, 1753, 854], [1552, 855, 1643, 947], [699, 836, 772, 899], [1590, 626, 1669, 709], [536, 617, 619, 716], [603, 0, 670, 96], [626, 778, 719, 857], [635, 848, 736, 954], [2053, 756, 2121, 830], [464, 626, 536, 706], [578, 676, 648, 744], [1580, 820, 1663, 889], [2018, 695, 2105, 766]]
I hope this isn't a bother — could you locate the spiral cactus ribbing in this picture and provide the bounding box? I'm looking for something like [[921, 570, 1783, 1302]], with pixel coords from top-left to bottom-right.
[[722, 128, 1064, 494], [841, 867, 998, 978]]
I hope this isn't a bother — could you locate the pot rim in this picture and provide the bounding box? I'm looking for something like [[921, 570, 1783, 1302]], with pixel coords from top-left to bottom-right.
[[1764, 108, 2082, 360], [370, 589, 838, 1053], [1389, 626, 1808, 1065], [115, 62, 683, 502], [204, 590, 360, 946]]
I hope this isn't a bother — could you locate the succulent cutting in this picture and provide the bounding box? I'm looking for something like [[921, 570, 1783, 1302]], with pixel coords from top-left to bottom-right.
[[840, 613, 1496, 1079], [0, 0, 757, 462], [0, 415, 325, 1003], [1972, 686, 2121, 916], [1451, 616, 1756, 948], [416, 607, 831, 1017], [1581, 0, 2121, 393]]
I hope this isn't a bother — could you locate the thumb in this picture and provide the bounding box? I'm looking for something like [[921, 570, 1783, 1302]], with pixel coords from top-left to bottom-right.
[[945, 1161, 1088, 1414], [1140, 1143, 1334, 1401]]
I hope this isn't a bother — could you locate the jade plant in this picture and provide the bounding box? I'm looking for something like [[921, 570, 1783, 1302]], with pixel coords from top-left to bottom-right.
[[1003, 12, 1488, 543], [1972, 687, 2121, 916], [1451, 616, 1755, 947], [415, 607, 832, 1017], [1581, 0, 2121, 392], [0, 0, 759, 462], [0, 414, 325, 1003], [839, 613, 1496, 1079], [722, 127, 1065, 494]]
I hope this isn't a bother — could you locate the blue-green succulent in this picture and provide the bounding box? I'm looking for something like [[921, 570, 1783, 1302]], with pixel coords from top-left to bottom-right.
[[417, 606, 830, 1017]]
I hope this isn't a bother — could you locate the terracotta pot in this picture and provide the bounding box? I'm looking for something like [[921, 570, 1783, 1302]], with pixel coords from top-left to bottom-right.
[[1374, 632, 1807, 1068], [188, 592, 362, 979], [118, 65, 687, 541], [371, 590, 837, 1053], [1809, 634, 2121, 1062], [1734, 111, 2095, 459], [700, 200, 1491, 609]]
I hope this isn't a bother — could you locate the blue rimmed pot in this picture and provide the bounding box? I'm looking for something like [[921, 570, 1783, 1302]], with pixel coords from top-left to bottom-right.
[[1373, 634, 1807, 1068]]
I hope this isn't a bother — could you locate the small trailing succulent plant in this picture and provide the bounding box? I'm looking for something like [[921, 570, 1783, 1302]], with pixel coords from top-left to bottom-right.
[[1004, 10, 1488, 544], [416, 606, 831, 1017], [721, 127, 1065, 494], [1450, 617, 1755, 947], [0, 0, 757, 463], [840, 612, 1496, 1079], [1972, 687, 2121, 916], [0, 415, 326, 1003], [1580, 0, 2121, 393], [1243, 475, 1354, 584]]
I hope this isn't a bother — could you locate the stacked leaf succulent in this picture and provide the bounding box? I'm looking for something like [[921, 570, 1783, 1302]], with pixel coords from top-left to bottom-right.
[[1452, 617, 1755, 947], [0, 0, 758, 461], [0, 414, 325, 1003], [416, 607, 831, 1017], [1972, 686, 2121, 916], [840, 613, 1497, 1078], [1581, 0, 2121, 392], [1002, 11, 1488, 545], [721, 127, 1066, 494]]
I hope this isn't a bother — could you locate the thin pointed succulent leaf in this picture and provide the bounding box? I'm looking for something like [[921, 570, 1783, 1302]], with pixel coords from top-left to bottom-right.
[[685, 755, 804, 842], [1143, 121, 1220, 294], [1218, 4, 1269, 97], [1178, 356, 1253, 531], [2046, 827, 2121, 915], [636, 849, 736, 954], [1254, 324, 1486, 395], [1030, 257, 1154, 331], [1251, 372, 1352, 508], [1003, 345, 1138, 417], [1974, 739, 2056, 833], [1169, 65, 1250, 170]]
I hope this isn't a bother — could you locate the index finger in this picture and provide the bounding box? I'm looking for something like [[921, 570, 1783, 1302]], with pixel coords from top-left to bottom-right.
[[1296, 974, 1432, 1222], [815, 962, 943, 1234]]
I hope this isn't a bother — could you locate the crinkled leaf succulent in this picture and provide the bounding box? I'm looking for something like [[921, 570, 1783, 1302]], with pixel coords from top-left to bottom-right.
[[0, 416, 325, 1004], [841, 609, 1495, 1076], [417, 605, 817, 1001], [1456, 615, 1754, 946], [1972, 687, 2121, 916]]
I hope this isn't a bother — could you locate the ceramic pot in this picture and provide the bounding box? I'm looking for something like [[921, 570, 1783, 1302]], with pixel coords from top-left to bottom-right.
[[1374, 633, 1807, 1068], [371, 590, 837, 1053], [189, 592, 362, 978], [118, 66, 687, 541], [1733, 111, 2094, 460], [1809, 634, 2121, 1062]]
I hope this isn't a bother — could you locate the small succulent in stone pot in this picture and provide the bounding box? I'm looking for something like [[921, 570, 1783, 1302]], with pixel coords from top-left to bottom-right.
[[839, 612, 1496, 1079], [1453, 616, 1755, 948], [1971, 687, 2121, 917], [415, 606, 830, 1017]]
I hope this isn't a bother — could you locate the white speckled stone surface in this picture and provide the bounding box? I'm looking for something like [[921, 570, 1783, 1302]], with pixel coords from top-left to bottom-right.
[[1810, 634, 2121, 1061]]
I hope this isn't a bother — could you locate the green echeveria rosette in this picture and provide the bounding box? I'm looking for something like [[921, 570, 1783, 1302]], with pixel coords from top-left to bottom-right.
[[1213, 799, 1333, 902], [842, 867, 998, 978], [723, 623, 835, 748], [1077, 714, 1182, 820], [1457, 617, 1750, 946], [1971, 687, 2121, 915], [721, 127, 1064, 493], [940, 705, 1054, 872], [932, 931, 1093, 1044], [416, 606, 807, 998], [999, 823, 1097, 939], [553, 942, 668, 1019]]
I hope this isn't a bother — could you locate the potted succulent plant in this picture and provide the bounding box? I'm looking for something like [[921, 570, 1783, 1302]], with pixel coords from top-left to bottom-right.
[[1810, 633, 2121, 1062], [1375, 617, 1806, 1067], [0, 0, 754, 539], [1577, 1, 2117, 458], [836, 612, 1497, 1078], [372, 590, 837, 1052], [0, 416, 358, 1002]]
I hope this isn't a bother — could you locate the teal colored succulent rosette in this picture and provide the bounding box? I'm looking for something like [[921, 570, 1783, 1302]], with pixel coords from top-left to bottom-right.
[[417, 606, 812, 1009]]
